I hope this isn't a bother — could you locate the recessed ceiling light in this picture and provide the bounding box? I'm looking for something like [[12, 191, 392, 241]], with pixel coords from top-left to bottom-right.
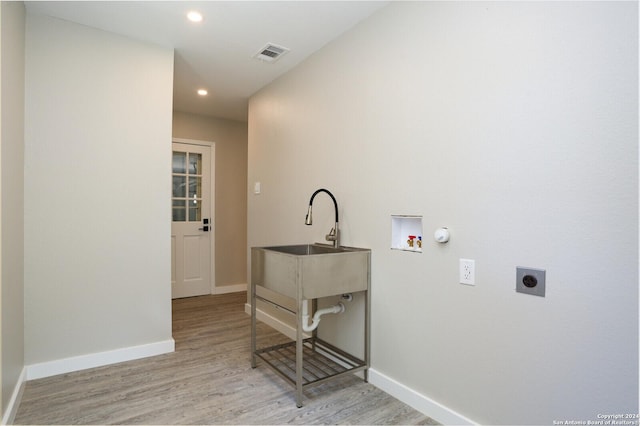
[[197, 89, 208, 96], [187, 11, 203, 23]]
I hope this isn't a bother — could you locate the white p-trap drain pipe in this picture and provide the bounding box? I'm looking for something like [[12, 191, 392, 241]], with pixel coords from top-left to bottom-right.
[[301, 301, 345, 332]]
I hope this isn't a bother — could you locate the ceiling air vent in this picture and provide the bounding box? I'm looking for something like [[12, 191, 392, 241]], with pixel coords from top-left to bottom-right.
[[253, 43, 290, 63]]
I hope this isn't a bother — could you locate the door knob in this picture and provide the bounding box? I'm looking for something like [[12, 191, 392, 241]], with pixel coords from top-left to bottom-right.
[[198, 226, 209, 232]]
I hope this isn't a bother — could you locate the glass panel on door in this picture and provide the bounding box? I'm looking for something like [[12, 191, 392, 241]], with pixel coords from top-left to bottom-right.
[[172, 175, 186, 198], [172, 199, 186, 222], [172, 150, 205, 223], [172, 152, 187, 174], [188, 176, 202, 198], [189, 153, 202, 174], [189, 202, 202, 222]]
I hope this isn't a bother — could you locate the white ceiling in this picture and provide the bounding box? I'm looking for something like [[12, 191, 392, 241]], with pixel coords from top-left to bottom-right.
[[25, 1, 388, 122]]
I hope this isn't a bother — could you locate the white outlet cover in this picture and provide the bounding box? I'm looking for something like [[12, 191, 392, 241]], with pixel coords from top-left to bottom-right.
[[459, 258, 475, 285]]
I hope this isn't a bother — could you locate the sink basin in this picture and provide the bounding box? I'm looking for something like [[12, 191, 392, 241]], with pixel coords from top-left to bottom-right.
[[251, 244, 370, 300], [262, 244, 354, 256]]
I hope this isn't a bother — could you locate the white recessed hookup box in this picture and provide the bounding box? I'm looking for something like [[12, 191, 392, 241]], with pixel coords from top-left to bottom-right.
[[391, 215, 423, 252]]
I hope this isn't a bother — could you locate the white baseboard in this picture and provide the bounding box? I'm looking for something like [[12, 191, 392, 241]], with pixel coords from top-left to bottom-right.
[[26, 339, 175, 381], [368, 368, 477, 425], [214, 283, 247, 295], [1, 367, 26, 425]]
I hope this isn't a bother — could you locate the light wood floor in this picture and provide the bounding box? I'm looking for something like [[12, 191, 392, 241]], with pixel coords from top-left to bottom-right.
[[14, 292, 438, 425]]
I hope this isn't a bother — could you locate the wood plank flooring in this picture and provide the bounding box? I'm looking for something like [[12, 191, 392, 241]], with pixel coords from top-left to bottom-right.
[[14, 292, 438, 425]]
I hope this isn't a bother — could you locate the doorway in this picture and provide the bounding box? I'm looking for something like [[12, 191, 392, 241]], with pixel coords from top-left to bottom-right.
[[171, 139, 215, 298]]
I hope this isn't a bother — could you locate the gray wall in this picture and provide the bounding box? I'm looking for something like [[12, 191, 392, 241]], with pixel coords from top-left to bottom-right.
[[1, 0, 25, 419], [24, 14, 174, 365], [248, 2, 638, 424], [173, 111, 248, 289]]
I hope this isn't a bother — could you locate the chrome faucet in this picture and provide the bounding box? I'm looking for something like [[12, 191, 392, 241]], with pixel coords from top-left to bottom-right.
[[305, 188, 339, 248]]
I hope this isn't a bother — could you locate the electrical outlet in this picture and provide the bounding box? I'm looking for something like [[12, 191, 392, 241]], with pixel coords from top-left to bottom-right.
[[459, 259, 475, 285], [516, 266, 546, 297]]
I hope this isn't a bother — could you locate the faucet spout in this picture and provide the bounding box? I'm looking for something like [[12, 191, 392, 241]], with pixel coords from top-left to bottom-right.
[[305, 188, 339, 248], [305, 205, 313, 225]]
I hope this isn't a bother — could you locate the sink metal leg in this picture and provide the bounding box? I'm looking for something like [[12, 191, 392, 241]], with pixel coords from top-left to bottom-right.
[[296, 297, 304, 407], [251, 282, 257, 369], [364, 289, 370, 382], [311, 299, 318, 351]]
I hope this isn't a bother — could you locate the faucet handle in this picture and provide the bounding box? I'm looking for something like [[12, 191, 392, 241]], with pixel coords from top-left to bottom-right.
[[326, 227, 337, 242]]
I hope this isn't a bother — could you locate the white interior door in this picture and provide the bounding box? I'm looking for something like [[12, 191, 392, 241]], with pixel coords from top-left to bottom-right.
[[171, 142, 213, 298]]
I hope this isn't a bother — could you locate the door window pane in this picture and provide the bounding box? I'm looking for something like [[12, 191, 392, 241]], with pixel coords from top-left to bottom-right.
[[188, 176, 202, 198], [173, 176, 186, 198], [189, 203, 201, 222], [189, 153, 202, 175], [172, 152, 186, 174], [173, 200, 186, 222]]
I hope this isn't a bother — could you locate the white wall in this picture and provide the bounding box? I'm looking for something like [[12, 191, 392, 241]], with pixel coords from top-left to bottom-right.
[[248, 2, 638, 424], [0, 0, 25, 420], [172, 112, 248, 289], [24, 14, 174, 368]]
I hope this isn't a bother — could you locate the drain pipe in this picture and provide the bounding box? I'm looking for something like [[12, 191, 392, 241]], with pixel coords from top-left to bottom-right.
[[301, 301, 345, 333]]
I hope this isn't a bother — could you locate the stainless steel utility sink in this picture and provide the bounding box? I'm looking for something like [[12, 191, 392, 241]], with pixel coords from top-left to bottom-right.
[[262, 244, 354, 255], [251, 244, 370, 300]]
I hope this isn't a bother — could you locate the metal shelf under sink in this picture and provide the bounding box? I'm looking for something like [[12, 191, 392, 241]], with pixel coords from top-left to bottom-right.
[[254, 337, 366, 388]]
